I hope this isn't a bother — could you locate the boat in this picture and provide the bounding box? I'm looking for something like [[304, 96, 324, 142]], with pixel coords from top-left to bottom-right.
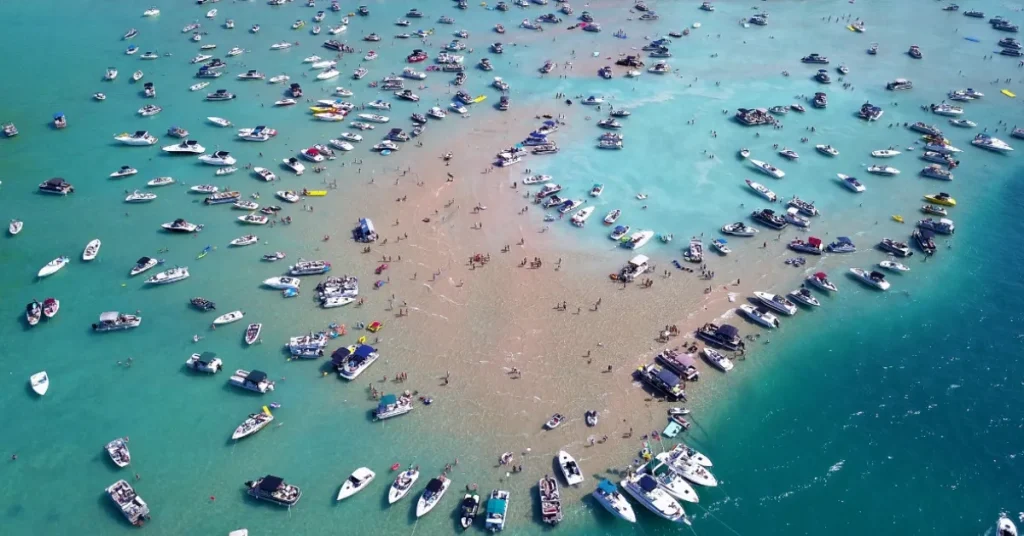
[[336, 468, 375, 501], [849, 268, 890, 290], [198, 151, 236, 166], [640, 455, 700, 503], [557, 451, 584, 486], [816, 144, 839, 156], [918, 217, 955, 235], [229, 232, 259, 246], [25, 300, 42, 326], [461, 493, 482, 529], [570, 206, 594, 226], [709, 238, 731, 254], [114, 131, 158, 146], [749, 159, 785, 179], [751, 209, 787, 230], [592, 479, 636, 523], [871, 149, 901, 159], [8, 219, 22, 236], [37, 256, 69, 278], [868, 165, 900, 176], [106, 437, 131, 468], [245, 476, 301, 506], [801, 53, 829, 64], [39, 177, 74, 195], [214, 311, 245, 325], [609, 225, 630, 241], [185, 352, 223, 374], [206, 89, 236, 101], [232, 407, 274, 440], [82, 239, 101, 261], [230, 369, 275, 393], [416, 476, 451, 517], [838, 174, 866, 192], [162, 218, 201, 233], [620, 474, 688, 523], [29, 371, 49, 395], [389, 469, 420, 504], [908, 45, 923, 59], [972, 134, 1014, 153], [745, 180, 777, 202], [109, 165, 138, 178], [739, 304, 780, 328], [788, 288, 821, 307], [721, 222, 759, 236], [145, 266, 189, 285], [163, 140, 205, 154], [999, 516, 1018, 536], [270, 42, 293, 50], [332, 344, 379, 380], [701, 347, 734, 372], [789, 237, 823, 255], [544, 413, 564, 429], [879, 260, 911, 273], [682, 238, 703, 263], [623, 230, 654, 249], [106, 480, 150, 527], [778, 148, 799, 160]]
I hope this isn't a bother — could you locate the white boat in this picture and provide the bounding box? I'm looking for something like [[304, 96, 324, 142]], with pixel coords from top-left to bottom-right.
[[198, 151, 237, 166], [867, 165, 900, 176], [186, 352, 223, 373], [229, 369, 275, 393], [849, 268, 890, 290], [145, 266, 190, 285], [268, 74, 290, 84], [879, 260, 911, 272], [106, 479, 149, 526], [416, 476, 452, 517], [721, 222, 759, 236], [143, 8, 160, 16], [105, 67, 118, 80], [749, 159, 785, 179], [700, 347, 734, 372], [238, 214, 268, 225], [232, 407, 274, 440], [807, 272, 839, 292], [739, 304, 780, 329], [322, 296, 355, 308], [998, 516, 1018, 536], [30, 371, 49, 395], [871, 149, 901, 158], [263, 276, 300, 290], [9, 219, 23, 235], [105, 437, 131, 468], [214, 310, 245, 325], [837, 173, 866, 192], [558, 450, 584, 486], [815, 144, 839, 156], [357, 113, 390, 123], [270, 42, 293, 50], [114, 131, 158, 146], [253, 167, 277, 181], [277, 190, 301, 203], [147, 176, 175, 187], [620, 474, 688, 523], [93, 311, 142, 332], [130, 257, 158, 276], [110, 165, 138, 178], [592, 479, 636, 523], [82, 239, 102, 261], [745, 179, 777, 201], [972, 134, 1014, 153], [317, 68, 340, 80], [329, 139, 354, 151], [38, 256, 70, 278], [667, 455, 718, 487], [227, 47, 243, 57], [132, 70, 143, 81], [231, 234, 260, 246], [282, 159, 305, 175], [484, 490, 510, 532], [645, 454, 700, 503], [623, 230, 654, 250], [570, 206, 595, 226], [207, 116, 232, 127], [336, 468, 375, 500], [216, 166, 238, 176], [388, 469, 420, 504], [163, 140, 205, 154], [244, 323, 262, 345], [788, 288, 821, 307], [754, 291, 798, 315], [206, 9, 217, 18]]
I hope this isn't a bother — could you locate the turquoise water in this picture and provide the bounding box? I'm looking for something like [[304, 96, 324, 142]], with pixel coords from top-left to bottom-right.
[[2, 0, 1024, 534]]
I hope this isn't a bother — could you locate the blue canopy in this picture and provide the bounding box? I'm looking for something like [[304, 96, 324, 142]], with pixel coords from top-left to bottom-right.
[[638, 475, 659, 492], [717, 324, 739, 340], [354, 344, 376, 358], [378, 394, 397, 406], [656, 367, 680, 386], [836, 236, 854, 244], [54, 112, 64, 119], [597, 479, 617, 493], [486, 498, 507, 514], [613, 225, 627, 233]]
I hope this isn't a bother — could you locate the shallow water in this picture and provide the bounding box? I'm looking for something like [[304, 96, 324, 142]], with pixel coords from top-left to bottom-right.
[[2, 0, 1024, 535]]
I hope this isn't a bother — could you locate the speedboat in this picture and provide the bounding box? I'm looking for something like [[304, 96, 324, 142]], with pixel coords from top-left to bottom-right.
[[460, 492, 481, 528], [871, 149, 901, 158], [38, 256, 70, 278], [82, 239, 102, 261], [207, 116, 232, 127], [924, 192, 956, 206], [114, 131, 158, 146], [721, 222, 759, 236], [826, 236, 857, 253], [558, 451, 584, 486], [879, 260, 911, 272], [807, 272, 838, 292], [609, 225, 630, 240], [620, 474, 688, 523], [701, 347, 734, 372], [849, 268, 890, 290], [138, 104, 161, 116], [749, 159, 785, 179], [416, 476, 451, 517], [245, 476, 300, 506], [745, 180, 777, 202], [930, 103, 963, 116], [198, 151, 236, 166], [778, 148, 799, 160], [282, 158, 305, 175], [592, 479, 636, 523], [270, 42, 293, 50], [868, 165, 900, 176], [815, 144, 839, 156], [972, 134, 1014, 153], [186, 352, 223, 374], [230, 369, 274, 393], [788, 288, 821, 307], [232, 408, 273, 440], [545, 413, 564, 429], [838, 174, 866, 192], [389, 469, 420, 504], [739, 304, 780, 329], [998, 516, 1018, 536], [163, 139, 205, 154], [30, 371, 49, 395], [145, 266, 190, 285], [921, 165, 953, 181], [110, 165, 138, 178], [751, 209, 787, 230], [880, 238, 914, 257], [105, 437, 131, 468], [93, 311, 141, 332], [336, 468, 375, 501], [147, 176, 174, 187]]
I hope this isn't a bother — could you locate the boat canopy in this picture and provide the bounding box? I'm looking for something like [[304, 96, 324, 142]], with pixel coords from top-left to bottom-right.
[[814, 272, 828, 279], [354, 344, 376, 358], [673, 353, 696, 368], [379, 394, 397, 406], [836, 236, 854, 245], [99, 311, 121, 322], [638, 474, 659, 492], [597, 479, 617, 493], [716, 324, 739, 340], [54, 112, 65, 119], [629, 254, 649, 266], [919, 229, 935, 239], [330, 346, 353, 365], [246, 370, 268, 384], [199, 351, 217, 361], [136, 256, 153, 264], [425, 478, 444, 492], [807, 236, 822, 247], [258, 476, 284, 492], [656, 367, 680, 387], [486, 498, 507, 513]]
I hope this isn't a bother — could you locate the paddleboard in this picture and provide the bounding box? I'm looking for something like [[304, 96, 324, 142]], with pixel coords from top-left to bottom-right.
[[303, 190, 327, 196], [847, 25, 856, 31], [1002, 89, 1017, 98], [472, 95, 487, 103], [964, 37, 980, 42]]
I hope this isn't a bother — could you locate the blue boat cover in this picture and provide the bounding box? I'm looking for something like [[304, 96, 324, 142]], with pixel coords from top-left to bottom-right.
[[638, 475, 659, 492], [836, 236, 854, 244], [425, 478, 443, 492], [378, 394, 397, 406], [656, 368, 680, 386], [486, 498, 507, 514], [330, 346, 353, 365], [597, 479, 617, 493], [717, 324, 739, 340], [354, 344, 376, 358]]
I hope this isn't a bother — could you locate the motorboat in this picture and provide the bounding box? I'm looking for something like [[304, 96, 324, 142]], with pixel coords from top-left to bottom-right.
[[921, 165, 953, 181], [145, 266, 190, 285], [924, 192, 956, 206], [825, 236, 856, 253], [879, 260, 911, 273], [972, 134, 1014, 153], [749, 159, 785, 178], [114, 131, 158, 146], [232, 407, 274, 440], [26, 300, 42, 326], [381, 468, 421, 506], [620, 474, 688, 523], [849, 268, 890, 290], [555, 451, 584, 487], [461, 492, 482, 528], [242, 323, 262, 345], [918, 217, 955, 235], [416, 476, 451, 517], [801, 53, 829, 64], [482, 489, 509, 532], [245, 476, 300, 506], [788, 237, 823, 255], [37, 256, 70, 278], [701, 347, 734, 372], [206, 89, 236, 101], [751, 209, 787, 230], [788, 288, 821, 307], [30, 371, 49, 395], [186, 352, 223, 374], [38, 177, 74, 195], [807, 272, 838, 292], [592, 479, 636, 523], [106, 480, 150, 527], [908, 45, 923, 59], [162, 139, 205, 154], [230, 232, 261, 245], [105, 67, 118, 81], [336, 468, 375, 501], [289, 260, 331, 275], [213, 310, 245, 325], [778, 148, 799, 160], [868, 165, 900, 176], [106, 437, 132, 468], [816, 144, 839, 156], [281, 158, 305, 175], [745, 180, 777, 202], [570, 206, 595, 227], [198, 151, 236, 166], [230, 369, 274, 393], [9, 219, 23, 235], [270, 42, 293, 50], [999, 516, 1018, 536], [922, 204, 948, 217], [721, 222, 758, 236], [82, 239, 102, 261], [544, 413, 565, 430], [739, 304, 780, 328], [838, 174, 866, 192], [110, 165, 138, 178], [815, 69, 832, 84]]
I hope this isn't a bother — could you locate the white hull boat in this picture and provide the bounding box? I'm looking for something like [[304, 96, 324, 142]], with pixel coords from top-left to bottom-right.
[[336, 468, 375, 500], [30, 371, 49, 395], [388, 469, 420, 504]]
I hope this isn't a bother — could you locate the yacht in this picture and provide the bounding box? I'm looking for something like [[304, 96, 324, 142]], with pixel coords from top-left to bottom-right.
[[229, 233, 259, 247], [908, 45, 923, 59], [972, 134, 1014, 153], [788, 288, 821, 307], [230, 369, 275, 393], [107, 480, 150, 527], [749, 159, 785, 178], [232, 408, 274, 440], [570, 206, 595, 226], [270, 42, 293, 50], [801, 53, 829, 64], [849, 268, 891, 290], [245, 476, 301, 506], [416, 476, 451, 517], [592, 479, 636, 523], [39, 177, 74, 195], [186, 352, 223, 373], [336, 468, 376, 501], [93, 311, 141, 332], [238, 126, 277, 142], [838, 174, 866, 192], [739, 304, 780, 328], [145, 266, 190, 285], [388, 469, 420, 504], [807, 272, 839, 292], [484, 490, 510, 532], [949, 118, 977, 128], [930, 103, 963, 117], [206, 89, 236, 101], [162, 218, 200, 233], [162, 139, 205, 154], [620, 474, 688, 523], [114, 131, 158, 146]]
